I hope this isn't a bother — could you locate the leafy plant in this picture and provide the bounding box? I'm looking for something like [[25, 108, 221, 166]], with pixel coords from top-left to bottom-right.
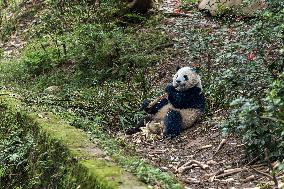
[[221, 72, 284, 159], [0, 99, 80, 189]]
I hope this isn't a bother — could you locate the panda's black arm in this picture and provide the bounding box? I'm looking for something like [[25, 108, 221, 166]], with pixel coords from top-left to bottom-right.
[[141, 98, 169, 114], [165, 83, 175, 93]]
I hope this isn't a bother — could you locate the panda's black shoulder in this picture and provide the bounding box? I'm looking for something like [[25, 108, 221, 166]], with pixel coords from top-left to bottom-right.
[[189, 86, 204, 96], [167, 86, 205, 112]]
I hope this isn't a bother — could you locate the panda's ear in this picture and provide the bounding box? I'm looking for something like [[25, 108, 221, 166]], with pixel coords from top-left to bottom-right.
[[176, 65, 181, 72], [191, 67, 201, 74]]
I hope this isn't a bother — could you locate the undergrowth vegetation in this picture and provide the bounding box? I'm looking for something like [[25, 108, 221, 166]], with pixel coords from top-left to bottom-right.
[[216, 2, 284, 160], [178, 0, 283, 161], [1, 0, 168, 130], [0, 99, 74, 188], [1, 0, 180, 188]]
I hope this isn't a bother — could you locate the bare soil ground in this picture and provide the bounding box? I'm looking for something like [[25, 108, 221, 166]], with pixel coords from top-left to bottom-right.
[[125, 112, 272, 188], [0, 0, 41, 58]]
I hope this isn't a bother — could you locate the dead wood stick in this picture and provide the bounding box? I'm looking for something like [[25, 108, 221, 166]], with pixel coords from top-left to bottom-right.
[[178, 164, 197, 174], [213, 139, 227, 157], [272, 161, 281, 169], [251, 167, 273, 179], [178, 160, 209, 174], [264, 148, 279, 188], [242, 175, 256, 183], [198, 144, 213, 150], [190, 160, 209, 170], [182, 177, 201, 184], [215, 168, 245, 179], [223, 168, 246, 173], [251, 163, 267, 168], [163, 12, 192, 18], [245, 156, 260, 167], [206, 169, 224, 177], [180, 160, 209, 170], [148, 94, 168, 108], [219, 178, 235, 183], [207, 170, 224, 182]]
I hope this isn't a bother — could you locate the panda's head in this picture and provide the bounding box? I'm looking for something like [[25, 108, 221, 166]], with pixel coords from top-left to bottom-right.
[[172, 66, 202, 91]]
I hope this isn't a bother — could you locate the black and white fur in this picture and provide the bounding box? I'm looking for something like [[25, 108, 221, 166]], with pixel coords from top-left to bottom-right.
[[126, 66, 205, 138]]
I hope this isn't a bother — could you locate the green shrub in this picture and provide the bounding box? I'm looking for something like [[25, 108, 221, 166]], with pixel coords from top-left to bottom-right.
[[66, 23, 166, 81], [221, 73, 284, 159], [0, 101, 36, 188], [0, 12, 16, 42], [204, 61, 273, 110], [22, 45, 63, 76], [0, 100, 77, 188]]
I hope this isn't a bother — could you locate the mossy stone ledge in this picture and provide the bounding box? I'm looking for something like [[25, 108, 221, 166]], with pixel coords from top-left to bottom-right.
[[0, 93, 148, 189]]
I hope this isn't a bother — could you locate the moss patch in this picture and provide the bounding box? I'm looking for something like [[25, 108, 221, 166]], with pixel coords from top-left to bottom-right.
[[0, 94, 147, 189]]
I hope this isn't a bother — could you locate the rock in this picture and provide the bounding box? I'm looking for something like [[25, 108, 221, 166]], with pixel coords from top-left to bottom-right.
[[198, 0, 266, 16], [128, 0, 153, 13], [44, 86, 61, 94]]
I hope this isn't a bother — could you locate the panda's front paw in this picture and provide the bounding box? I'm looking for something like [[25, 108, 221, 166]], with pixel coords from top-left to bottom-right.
[[165, 84, 175, 93], [125, 127, 142, 135], [163, 128, 181, 139], [140, 99, 150, 111], [163, 132, 179, 139]]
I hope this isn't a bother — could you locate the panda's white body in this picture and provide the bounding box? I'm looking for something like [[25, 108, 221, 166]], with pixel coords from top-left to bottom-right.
[[146, 104, 202, 134], [143, 67, 205, 137]]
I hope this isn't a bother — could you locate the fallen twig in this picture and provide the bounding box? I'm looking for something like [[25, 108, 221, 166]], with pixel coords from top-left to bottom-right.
[[213, 138, 227, 157], [242, 175, 256, 183], [198, 144, 213, 150], [219, 178, 235, 183], [205, 169, 224, 178], [178, 160, 209, 174], [163, 12, 192, 17], [190, 160, 209, 170], [264, 148, 279, 188], [245, 156, 260, 167], [251, 163, 267, 169], [184, 160, 209, 169], [251, 167, 273, 179], [215, 168, 245, 179], [207, 167, 246, 182], [182, 177, 201, 184], [178, 164, 197, 174], [272, 161, 281, 169]]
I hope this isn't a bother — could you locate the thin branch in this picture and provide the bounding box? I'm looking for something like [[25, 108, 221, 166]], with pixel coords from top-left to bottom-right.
[[264, 148, 279, 189], [213, 138, 227, 157], [251, 167, 273, 180]]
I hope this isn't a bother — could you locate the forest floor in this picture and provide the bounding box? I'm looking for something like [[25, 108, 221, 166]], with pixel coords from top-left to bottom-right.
[[124, 1, 274, 188], [0, 0, 39, 58]]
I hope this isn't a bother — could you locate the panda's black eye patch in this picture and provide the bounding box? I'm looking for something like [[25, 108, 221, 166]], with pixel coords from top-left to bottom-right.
[[183, 75, 188, 80]]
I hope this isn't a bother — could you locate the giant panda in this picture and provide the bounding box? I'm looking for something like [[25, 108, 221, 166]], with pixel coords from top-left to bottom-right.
[[126, 66, 205, 138]]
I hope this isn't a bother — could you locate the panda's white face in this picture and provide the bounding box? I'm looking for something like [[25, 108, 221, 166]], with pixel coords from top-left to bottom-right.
[[172, 67, 202, 91]]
